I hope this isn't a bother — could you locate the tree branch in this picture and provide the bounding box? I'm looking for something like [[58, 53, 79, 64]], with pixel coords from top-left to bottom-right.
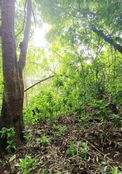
[[92, 27, 122, 54], [24, 75, 54, 92], [18, 0, 32, 71], [16, 0, 27, 38]]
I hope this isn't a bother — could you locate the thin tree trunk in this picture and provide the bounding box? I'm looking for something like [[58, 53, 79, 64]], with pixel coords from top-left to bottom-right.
[[18, 0, 32, 74]]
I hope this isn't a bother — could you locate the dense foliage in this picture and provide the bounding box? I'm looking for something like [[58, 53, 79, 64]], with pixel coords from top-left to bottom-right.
[[24, 0, 122, 127], [0, 1, 122, 173]]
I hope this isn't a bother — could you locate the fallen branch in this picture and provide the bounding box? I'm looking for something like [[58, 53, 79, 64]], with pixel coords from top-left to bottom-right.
[[24, 75, 54, 92]]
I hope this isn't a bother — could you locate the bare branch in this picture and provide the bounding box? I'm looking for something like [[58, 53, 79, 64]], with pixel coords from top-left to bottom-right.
[[24, 75, 54, 92]]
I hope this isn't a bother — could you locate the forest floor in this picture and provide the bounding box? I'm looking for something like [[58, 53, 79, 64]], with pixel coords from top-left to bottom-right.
[[0, 114, 122, 174]]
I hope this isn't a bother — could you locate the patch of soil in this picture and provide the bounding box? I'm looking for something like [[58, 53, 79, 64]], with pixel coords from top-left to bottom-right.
[[0, 115, 122, 174]]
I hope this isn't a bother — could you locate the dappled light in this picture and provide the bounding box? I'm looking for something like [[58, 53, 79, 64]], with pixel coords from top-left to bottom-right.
[[0, 0, 122, 174]]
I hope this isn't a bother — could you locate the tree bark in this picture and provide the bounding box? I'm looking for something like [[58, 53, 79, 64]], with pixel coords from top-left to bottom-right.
[[0, 0, 32, 151]]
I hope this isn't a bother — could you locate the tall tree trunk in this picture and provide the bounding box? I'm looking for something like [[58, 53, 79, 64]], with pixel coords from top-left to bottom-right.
[[0, 0, 32, 151]]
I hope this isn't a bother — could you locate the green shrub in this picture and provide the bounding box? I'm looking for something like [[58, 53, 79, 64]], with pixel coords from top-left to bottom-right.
[[66, 144, 77, 156], [0, 127, 16, 151], [39, 135, 50, 144], [19, 155, 37, 174]]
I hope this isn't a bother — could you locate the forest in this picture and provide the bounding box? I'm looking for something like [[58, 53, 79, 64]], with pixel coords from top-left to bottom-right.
[[0, 0, 122, 173]]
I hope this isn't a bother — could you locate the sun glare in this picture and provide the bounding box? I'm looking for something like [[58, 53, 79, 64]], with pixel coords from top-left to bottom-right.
[[33, 23, 50, 47]]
